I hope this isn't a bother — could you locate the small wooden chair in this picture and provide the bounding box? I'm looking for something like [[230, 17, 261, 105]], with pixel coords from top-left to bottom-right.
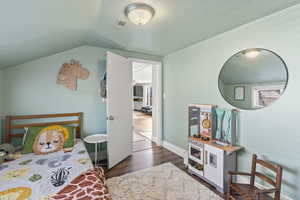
[[227, 154, 282, 200]]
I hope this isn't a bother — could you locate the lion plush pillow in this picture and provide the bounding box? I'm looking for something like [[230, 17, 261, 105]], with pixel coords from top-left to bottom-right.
[[33, 128, 65, 155], [22, 125, 76, 155]]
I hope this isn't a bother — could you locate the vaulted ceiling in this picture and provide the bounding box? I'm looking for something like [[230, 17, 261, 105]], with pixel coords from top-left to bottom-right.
[[1, 0, 300, 68]]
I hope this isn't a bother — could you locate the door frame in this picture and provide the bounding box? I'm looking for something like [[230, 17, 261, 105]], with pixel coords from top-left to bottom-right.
[[130, 58, 163, 146]]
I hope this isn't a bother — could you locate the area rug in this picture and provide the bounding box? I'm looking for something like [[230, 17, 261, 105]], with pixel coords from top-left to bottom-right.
[[106, 163, 222, 200]]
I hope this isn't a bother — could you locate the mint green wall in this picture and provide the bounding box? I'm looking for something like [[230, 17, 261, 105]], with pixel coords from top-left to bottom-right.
[[163, 5, 300, 199], [2, 46, 161, 138], [3, 46, 107, 136]]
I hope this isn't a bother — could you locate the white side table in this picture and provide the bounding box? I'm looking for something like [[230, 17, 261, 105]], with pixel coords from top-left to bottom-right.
[[83, 134, 107, 166]]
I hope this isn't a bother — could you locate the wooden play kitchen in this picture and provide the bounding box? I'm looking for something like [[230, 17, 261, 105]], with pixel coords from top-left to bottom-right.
[[187, 104, 243, 193]]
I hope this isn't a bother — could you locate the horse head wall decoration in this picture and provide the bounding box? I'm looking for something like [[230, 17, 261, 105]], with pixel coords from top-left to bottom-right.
[[57, 59, 90, 91]]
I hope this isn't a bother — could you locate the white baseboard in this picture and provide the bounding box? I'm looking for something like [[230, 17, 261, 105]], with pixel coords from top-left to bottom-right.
[[162, 140, 188, 165], [162, 140, 186, 157], [237, 176, 293, 200], [152, 136, 158, 144]]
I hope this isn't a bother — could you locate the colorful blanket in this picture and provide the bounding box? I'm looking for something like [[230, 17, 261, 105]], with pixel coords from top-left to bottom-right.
[[50, 166, 111, 200], [0, 140, 94, 200]]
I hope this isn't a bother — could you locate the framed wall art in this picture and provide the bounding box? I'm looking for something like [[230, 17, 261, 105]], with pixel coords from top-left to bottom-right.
[[234, 86, 245, 101]]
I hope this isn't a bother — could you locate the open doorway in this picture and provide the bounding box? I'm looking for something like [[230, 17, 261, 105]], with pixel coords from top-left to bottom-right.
[[132, 61, 153, 152]]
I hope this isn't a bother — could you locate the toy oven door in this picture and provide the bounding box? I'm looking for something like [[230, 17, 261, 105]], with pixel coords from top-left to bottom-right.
[[188, 143, 204, 164]]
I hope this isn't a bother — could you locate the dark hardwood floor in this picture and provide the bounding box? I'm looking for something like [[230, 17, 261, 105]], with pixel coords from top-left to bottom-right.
[[105, 142, 225, 199]]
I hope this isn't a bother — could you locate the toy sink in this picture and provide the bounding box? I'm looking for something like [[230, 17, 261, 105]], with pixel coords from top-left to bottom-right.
[[212, 141, 229, 147]]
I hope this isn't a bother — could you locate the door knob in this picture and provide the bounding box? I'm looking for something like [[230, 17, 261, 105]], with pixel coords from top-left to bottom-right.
[[107, 116, 114, 120]]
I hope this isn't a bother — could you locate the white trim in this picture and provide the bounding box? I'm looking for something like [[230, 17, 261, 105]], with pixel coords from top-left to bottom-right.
[[151, 135, 158, 144], [162, 140, 186, 158], [152, 62, 163, 146], [129, 57, 162, 65], [130, 58, 163, 146], [162, 140, 188, 165], [237, 176, 293, 200]]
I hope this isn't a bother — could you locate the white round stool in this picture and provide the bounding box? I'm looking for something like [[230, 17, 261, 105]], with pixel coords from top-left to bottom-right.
[[83, 134, 107, 166]]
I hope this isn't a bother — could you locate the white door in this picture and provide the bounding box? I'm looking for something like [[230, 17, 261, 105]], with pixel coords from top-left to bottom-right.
[[204, 144, 224, 188], [107, 52, 133, 169]]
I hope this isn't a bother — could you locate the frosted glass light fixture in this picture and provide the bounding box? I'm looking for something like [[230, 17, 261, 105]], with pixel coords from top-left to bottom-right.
[[244, 49, 260, 58], [125, 3, 155, 26]]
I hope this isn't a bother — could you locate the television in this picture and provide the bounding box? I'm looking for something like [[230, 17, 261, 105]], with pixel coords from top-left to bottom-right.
[[133, 85, 143, 97]]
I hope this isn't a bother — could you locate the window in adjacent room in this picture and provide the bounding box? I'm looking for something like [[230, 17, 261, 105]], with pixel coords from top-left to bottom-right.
[[252, 85, 285, 108]]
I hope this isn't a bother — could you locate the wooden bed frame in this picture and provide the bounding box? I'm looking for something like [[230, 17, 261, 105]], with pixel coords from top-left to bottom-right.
[[5, 112, 83, 143]]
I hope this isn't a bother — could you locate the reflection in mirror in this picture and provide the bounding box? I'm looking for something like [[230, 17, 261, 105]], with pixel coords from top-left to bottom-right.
[[218, 48, 288, 110]]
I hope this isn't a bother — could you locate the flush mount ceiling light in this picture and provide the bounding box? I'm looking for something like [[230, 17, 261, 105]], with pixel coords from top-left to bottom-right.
[[244, 49, 261, 58], [125, 3, 155, 26]]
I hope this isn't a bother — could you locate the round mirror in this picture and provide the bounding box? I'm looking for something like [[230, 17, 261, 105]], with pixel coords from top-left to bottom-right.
[[218, 48, 288, 110]]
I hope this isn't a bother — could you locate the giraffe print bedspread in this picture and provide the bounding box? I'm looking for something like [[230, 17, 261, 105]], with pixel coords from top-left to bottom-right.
[[0, 140, 94, 200], [51, 166, 111, 200]]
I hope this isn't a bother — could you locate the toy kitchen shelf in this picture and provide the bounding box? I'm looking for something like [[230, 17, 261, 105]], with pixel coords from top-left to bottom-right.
[[187, 104, 243, 193], [188, 137, 243, 193]]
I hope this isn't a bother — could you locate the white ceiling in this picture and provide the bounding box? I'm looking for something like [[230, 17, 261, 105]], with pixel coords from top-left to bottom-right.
[[220, 50, 288, 84], [1, 0, 300, 68]]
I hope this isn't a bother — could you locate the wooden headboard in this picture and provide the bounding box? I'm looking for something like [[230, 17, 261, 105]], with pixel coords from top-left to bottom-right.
[[5, 112, 83, 143]]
